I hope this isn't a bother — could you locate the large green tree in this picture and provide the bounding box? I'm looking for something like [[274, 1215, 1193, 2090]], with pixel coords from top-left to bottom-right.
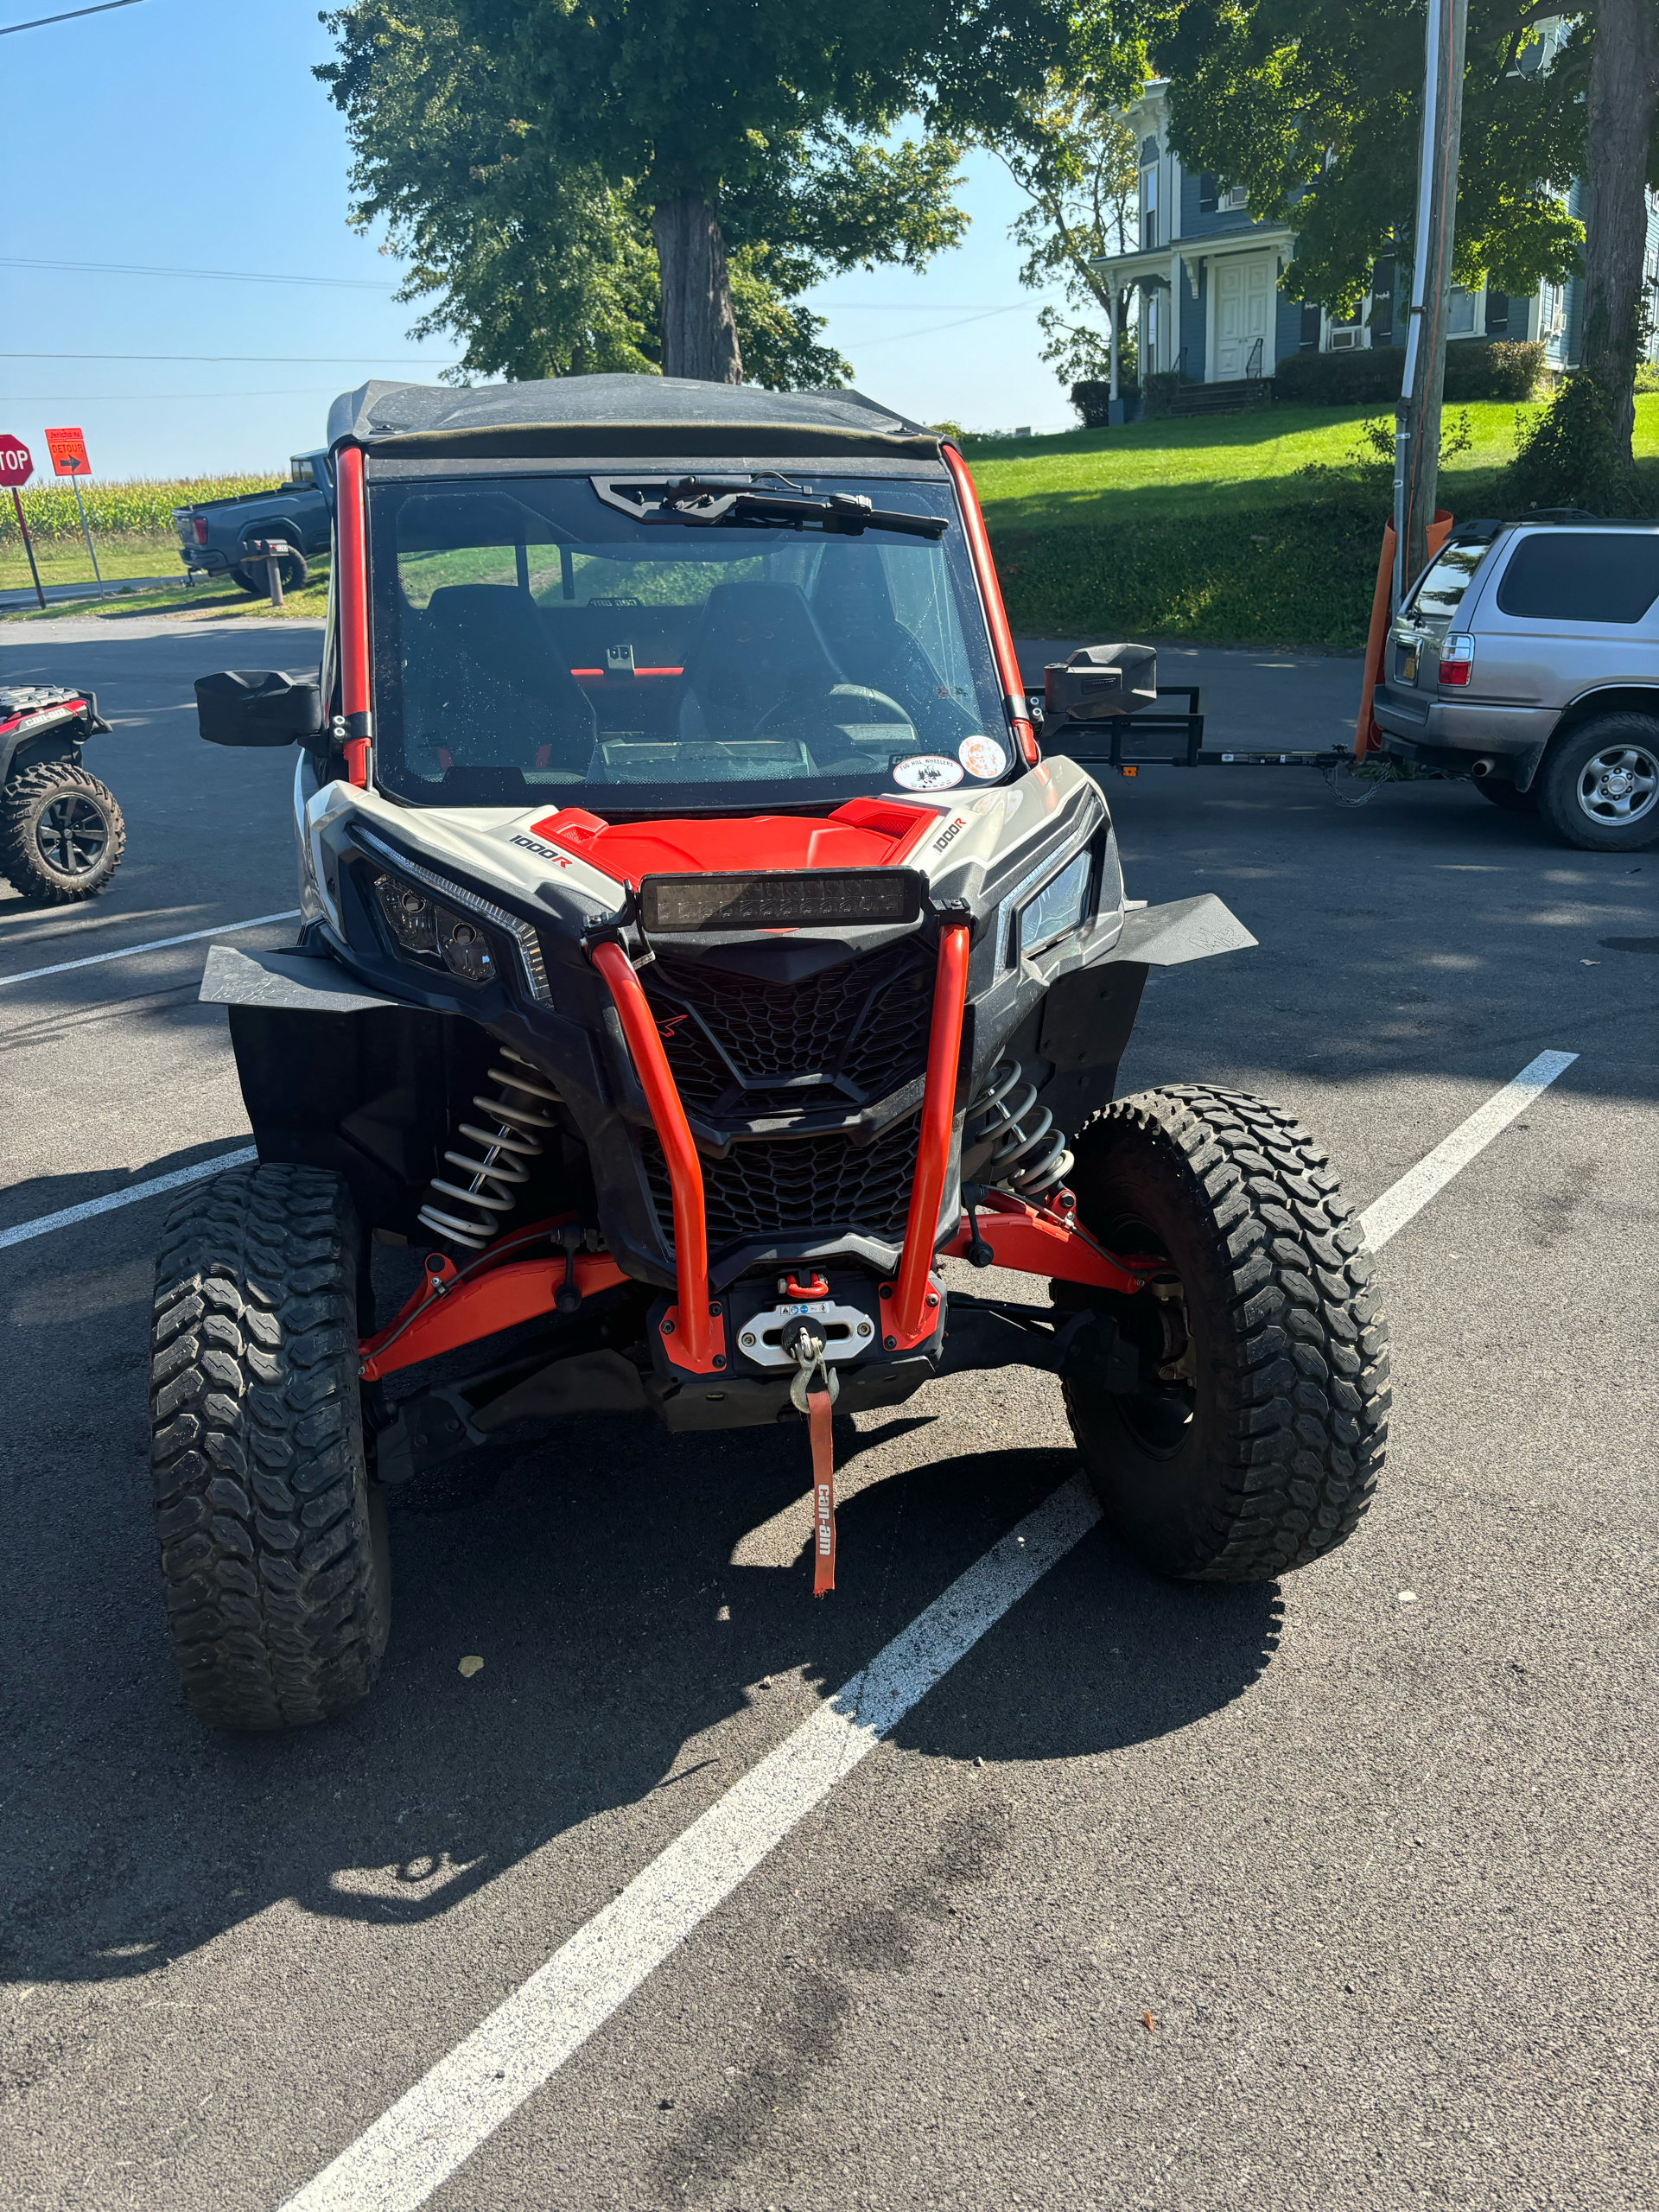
[[317, 5, 965, 387], [990, 89, 1141, 393], [320, 1, 1131, 385], [1147, 1, 1659, 499]]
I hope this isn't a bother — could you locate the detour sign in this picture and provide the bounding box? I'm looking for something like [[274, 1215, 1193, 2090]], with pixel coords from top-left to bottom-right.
[[44, 426, 91, 477], [0, 435, 32, 489]]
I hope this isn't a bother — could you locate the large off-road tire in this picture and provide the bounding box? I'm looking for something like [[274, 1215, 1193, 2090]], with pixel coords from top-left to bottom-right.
[[0, 758, 126, 901], [148, 1163, 389, 1730], [1061, 1086, 1389, 1581], [1535, 714, 1659, 852]]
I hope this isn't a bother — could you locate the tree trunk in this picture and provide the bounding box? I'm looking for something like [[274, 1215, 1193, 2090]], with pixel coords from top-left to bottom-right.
[[1580, 0, 1659, 473], [652, 195, 743, 383]]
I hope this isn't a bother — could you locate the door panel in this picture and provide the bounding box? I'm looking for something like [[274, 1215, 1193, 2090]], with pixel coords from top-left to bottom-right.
[[1215, 254, 1273, 379]]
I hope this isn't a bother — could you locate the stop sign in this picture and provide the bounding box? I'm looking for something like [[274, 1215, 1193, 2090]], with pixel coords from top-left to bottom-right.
[[0, 435, 33, 488]]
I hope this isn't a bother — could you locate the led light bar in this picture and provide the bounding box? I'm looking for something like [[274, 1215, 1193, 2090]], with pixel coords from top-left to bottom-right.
[[640, 869, 923, 934]]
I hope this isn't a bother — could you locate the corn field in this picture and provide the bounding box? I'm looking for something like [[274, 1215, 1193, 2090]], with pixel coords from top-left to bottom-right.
[[0, 474, 283, 543]]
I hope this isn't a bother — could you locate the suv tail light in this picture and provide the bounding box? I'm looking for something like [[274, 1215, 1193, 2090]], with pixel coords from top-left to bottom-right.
[[1439, 633, 1474, 686]]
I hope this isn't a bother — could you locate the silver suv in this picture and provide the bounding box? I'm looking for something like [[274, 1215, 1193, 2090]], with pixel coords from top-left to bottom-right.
[[1373, 515, 1659, 851]]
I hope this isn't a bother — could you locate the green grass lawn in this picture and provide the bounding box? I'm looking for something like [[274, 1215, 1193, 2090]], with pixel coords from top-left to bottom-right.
[[964, 395, 1659, 526], [5, 558, 330, 624], [0, 531, 188, 594], [964, 395, 1659, 646]]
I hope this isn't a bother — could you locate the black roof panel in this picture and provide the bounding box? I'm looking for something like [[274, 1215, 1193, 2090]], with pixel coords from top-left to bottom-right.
[[327, 373, 938, 460]]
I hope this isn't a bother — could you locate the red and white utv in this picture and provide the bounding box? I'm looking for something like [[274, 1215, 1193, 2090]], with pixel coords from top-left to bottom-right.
[[152, 377, 1389, 1730]]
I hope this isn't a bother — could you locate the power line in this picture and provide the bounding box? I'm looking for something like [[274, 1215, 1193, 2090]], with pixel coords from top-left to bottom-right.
[[1, 0, 143, 31], [2, 352, 460, 365], [1, 255, 397, 292]]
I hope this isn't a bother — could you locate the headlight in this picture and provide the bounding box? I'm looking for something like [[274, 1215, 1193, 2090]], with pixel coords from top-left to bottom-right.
[[372, 874, 498, 983], [1018, 850, 1092, 956], [352, 825, 551, 1001]]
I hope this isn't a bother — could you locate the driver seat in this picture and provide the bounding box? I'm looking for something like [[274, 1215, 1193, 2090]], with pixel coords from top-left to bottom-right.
[[412, 584, 595, 773], [677, 582, 846, 741]]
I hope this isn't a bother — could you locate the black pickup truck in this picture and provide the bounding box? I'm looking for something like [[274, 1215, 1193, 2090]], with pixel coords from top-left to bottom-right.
[[172, 450, 334, 594]]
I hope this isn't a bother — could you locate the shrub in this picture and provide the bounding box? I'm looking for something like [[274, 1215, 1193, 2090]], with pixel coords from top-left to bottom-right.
[[1141, 371, 1183, 418], [1501, 371, 1646, 515], [1272, 340, 1543, 407], [1444, 340, 1545, 402], [1069, 380, 1141, 427]]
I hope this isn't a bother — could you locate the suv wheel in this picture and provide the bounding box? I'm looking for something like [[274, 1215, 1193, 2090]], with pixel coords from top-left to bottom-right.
[[1536, 715, 1659, 851], [1060, 1086, 1389, 1581], [0, 757, 127, 901], [149, 1163, 389, 1730]]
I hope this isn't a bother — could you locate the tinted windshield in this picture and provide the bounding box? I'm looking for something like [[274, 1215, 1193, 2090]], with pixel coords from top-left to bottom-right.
[[1404, 539, 1489, 634], [366, 472, 1009, 809]]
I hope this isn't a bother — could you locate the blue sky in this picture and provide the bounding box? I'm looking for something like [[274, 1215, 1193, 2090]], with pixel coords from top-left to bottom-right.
[[0, 0, 1079, 483]]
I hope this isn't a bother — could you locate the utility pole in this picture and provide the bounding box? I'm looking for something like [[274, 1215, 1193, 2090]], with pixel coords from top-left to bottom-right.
[[1394, 0, 1469, 610]]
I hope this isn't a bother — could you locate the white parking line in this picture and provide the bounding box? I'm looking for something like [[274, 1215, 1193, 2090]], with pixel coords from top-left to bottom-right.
[[1357, 1049, 1577, 1250], [0, 909, 300, 988], [275, 1046, 1585, 2212], [279, 1478, 1103, 2212], [0, 1147, 257, 1251]]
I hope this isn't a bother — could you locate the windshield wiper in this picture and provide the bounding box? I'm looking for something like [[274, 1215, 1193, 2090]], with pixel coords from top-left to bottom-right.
[[591, 475, 947, 540]]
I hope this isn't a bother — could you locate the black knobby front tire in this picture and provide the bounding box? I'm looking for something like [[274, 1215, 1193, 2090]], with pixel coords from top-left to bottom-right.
[[148, 1163, 389, 1730], [1061, 1086, 1389, 1581], [0, 758, 126, 901]]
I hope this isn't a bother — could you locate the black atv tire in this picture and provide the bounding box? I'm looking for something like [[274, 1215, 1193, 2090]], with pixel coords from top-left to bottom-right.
[[1473, 777, 1536, 814], [0, 758, 126, 901], [148, 1162, 389, 1730], [1534, 714, 1659, 852], [1061, 1086, 1389, 1581]]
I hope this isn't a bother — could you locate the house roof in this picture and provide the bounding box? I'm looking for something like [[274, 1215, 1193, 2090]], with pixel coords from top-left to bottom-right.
[[327, 374, 940, 461]]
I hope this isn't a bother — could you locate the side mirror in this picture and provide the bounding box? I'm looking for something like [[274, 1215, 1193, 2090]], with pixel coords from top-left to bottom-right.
[[196, 669, 324, 748]]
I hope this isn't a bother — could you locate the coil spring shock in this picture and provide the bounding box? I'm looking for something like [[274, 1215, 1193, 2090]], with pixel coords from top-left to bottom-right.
[[418, 1048, 563, 1251], [964, 1058, 1074, 1203]]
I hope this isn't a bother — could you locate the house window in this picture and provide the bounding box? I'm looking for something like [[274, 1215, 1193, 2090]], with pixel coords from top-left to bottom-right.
[[1144, 289, 1160, 370], [1447, 287, 1478, 334], [1141, 165, 1159, 251], [1328, 308, 1366, 352], [1539, 282, 1560, 337], [1222, 186, 1249, 211]]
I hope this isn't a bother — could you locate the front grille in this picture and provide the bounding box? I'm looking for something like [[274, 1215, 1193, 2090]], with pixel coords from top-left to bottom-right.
[[643, 1118, 919, 1249], [643, 942, 931, 1115]]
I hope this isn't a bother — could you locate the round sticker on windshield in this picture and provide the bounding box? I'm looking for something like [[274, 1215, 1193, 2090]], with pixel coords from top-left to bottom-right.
[[892, 754, 963, 792], [958, 734, 1007, 780]]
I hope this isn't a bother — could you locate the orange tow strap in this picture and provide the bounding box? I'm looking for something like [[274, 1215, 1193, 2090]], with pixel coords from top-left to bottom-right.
[[809, 1384, 836, 1595]]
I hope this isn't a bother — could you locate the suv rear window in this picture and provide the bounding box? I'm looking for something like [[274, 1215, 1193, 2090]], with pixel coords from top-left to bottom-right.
[[1496, 532, 1659, 624], [1405, 540, 1488, 632]]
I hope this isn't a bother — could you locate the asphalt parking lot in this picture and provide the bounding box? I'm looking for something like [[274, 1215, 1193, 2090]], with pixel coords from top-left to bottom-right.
[[3, 614, 1656, 2212]]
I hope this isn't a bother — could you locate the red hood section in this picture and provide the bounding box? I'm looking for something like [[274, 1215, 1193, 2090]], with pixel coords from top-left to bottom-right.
[[528, 798, 938, 887]]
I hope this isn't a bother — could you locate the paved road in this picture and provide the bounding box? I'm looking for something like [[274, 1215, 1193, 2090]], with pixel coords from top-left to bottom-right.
[[2, 619, 1656, 2212]]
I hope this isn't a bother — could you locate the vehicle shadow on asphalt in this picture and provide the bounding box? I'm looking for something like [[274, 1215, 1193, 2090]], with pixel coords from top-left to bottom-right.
[[0, 1355, 1281, 1986]]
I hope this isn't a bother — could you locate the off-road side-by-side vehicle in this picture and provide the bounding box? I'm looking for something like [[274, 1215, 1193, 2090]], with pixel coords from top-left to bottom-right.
[[0, 685, 125, 901], [154, 377, 1389, 1731]]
